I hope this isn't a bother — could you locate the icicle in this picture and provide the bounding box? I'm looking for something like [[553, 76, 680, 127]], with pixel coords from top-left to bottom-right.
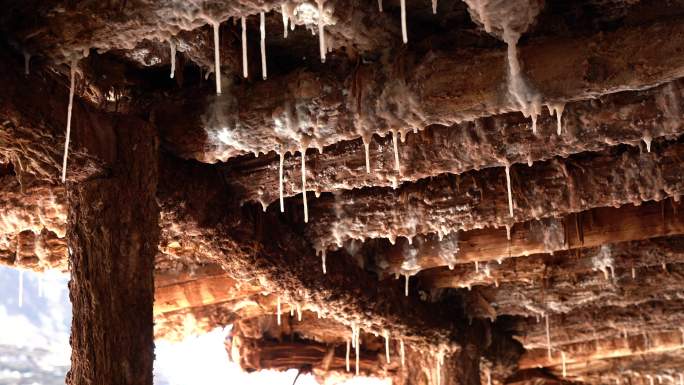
[[169, 40, 176, 78], [18, 269, 23, 308], [549, 103, 565, 135], [355, 325, 361, 375], [61, 59, 76, 183], [363, 138, 371, 173], [279, 151, 285, 212], [301, 148, 308, 223], [23, 52, 30, 76], [432, 0, 438, 14], [436, 351, 444, 385], [392, 129, 401, 174], [212, 21, 222, 94], [545, 314, 552, 359], [281, 4, 289, 38], [505, 165, 514, 218], [277, 296, 282, 325], [561, 351, 567, 378], [400, 339, 405, 367], [317, 0, 326, 63], [321, 249, 327, 274], [346, 338, 351, 371], [260, 12, 267, 80], [241, 17, 248, 78], [378, 0, 383, 12], [644, 135, 653, 153], [383, 329, 391, 363], [296, 302, 303, 321], [404, 273, 410, 296], [400, 0, 407, 44]]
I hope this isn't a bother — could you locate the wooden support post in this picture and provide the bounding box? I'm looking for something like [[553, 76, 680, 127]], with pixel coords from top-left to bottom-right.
[[66, 118, 159, 385]]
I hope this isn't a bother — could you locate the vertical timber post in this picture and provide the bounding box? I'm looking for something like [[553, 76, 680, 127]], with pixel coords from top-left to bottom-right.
[[66, 120, 159, 385]]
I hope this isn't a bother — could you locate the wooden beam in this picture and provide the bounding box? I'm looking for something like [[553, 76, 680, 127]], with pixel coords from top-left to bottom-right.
[[226, 80, 684, 207], [369, 198, 684, 275], [154, 11, 684, 162], [519, 330, 684, 370], [306, 140, 684, 252]]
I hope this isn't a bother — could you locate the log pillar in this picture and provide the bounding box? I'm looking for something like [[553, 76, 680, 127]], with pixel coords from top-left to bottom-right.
[[66, 118, 159, 385]]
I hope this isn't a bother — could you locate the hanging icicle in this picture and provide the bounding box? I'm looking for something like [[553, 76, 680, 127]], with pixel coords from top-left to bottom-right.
[[260, 12, 268, 80], [317, 0, 326, 63], [277, 296, 282, 325], [363, 138, 371, 174], [383, 329, 391, 363], [392, 129, 401, 174], [301, 148, 308, 223], [505, 164, 514, 218], [545, 314, 552, 359], [561, 351, 567, 378], [281, 4, 289, 38], [61, 59, 77, 183], [169, 40, 177, 78], [279, 151, 285, 212], [321, 249, 327, 274], [212, 21, 222, 94], [242, 17, 249, 78], [404, 273, 410, 296], [346, 338, 351, 371], [400, 0, 408, 43], [400, 339, 405, 367]]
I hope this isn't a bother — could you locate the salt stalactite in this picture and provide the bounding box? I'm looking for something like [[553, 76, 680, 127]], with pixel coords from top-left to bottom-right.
[[169, 40, 177, 78], [241, 17, 249, 78], [487, 368, 492, 385], [679, 373, 683, 385], [18, 270, 24, 308], [435, 351, 444, 385], [296, 302, 302, 321], [281, 4, 289, 38], [561, 351, 567, 378], [505, 165, 514, 218], [301, 148, 309, 223], [632, 267, 636, 279], [277, 296, 282, 325], [506, 224, 512, 241], [545, 314, 552, 359], [548, 103, 565, 135], [392, 129, 401, 174], [61, 59, 77, 183], [317, 0, 326, 63], [350, 322, 361, 375], [279, 151, 286, 212], [400, 0, 408, 43], [346, 338, 351, 371], [378, 0, 383, 12], [290, 307, 294, 317], [212, 21, 222, 94], [475, 261, 479, 273], [432, 0, 438, 14], [644, 134, 653, 153], [23, 52, 30, 76], [260, 12, 267, 80], [363, 139, 371, 173], [503, 28, 541, 133], [400, 339, 405, 367], [404, 273, 410, 296], [383, 329, 391, 363], [321, 249, 327, 274]]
